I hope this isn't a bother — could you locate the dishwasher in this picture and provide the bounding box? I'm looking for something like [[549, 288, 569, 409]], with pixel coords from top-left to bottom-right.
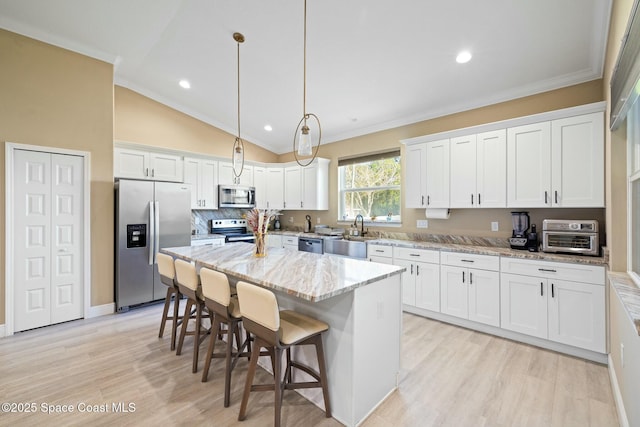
[[298, 236, 324, 254]]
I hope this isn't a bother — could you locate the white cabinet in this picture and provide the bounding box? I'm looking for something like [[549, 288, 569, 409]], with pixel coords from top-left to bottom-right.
[[191, 237, 224, 247], [425, 139, 450, 208], [114, 148, 183, 182], [394, 247, 440, 312], [500, 258, 606, 353], [507, 112, 604, 208], [219, 161, 254, 186], [253, 166, 267, 209], [184, 157, 217, 209], [368, 244, 393, 264], [450, 130, 506, 208], [405, 143, 427, 208], [266, 234, 283, 249], [440, 253, 500, 327], [551, 112, 604, 207], [283, 159, 329, 210], [282, 235, 299, 250], [265, 167, 285, 210]]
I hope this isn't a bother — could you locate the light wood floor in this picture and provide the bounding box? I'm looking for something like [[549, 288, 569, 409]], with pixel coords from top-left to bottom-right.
[[0, 303, 619, 427]]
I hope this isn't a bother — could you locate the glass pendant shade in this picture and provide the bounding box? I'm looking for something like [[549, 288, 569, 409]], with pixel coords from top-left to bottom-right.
[[298, 125, 312, 156], [233, 142, 244, 172]]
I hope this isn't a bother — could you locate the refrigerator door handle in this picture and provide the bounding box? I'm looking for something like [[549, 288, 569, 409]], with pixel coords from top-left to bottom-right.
[[148, 200, 155, 265], [154, 201, 160, 264]]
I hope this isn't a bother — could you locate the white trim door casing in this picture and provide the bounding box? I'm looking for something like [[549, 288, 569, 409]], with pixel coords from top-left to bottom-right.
[[5, 143, 91, 336]]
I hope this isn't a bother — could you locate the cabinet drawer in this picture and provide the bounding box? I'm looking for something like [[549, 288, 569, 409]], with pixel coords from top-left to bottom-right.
[[282, 236, 298, 246], [394, 246, 439, 263], [441, 252, 499, 271], [500, 257, 605, 285], [191, 238, 224, 247], [368, 244, 392, 258]]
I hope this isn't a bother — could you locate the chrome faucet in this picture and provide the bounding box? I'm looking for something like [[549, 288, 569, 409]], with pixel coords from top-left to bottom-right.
[[354, 214, 367, 236]]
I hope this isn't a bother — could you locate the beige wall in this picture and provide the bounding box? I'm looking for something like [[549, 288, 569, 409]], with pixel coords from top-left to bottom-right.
[[114, 86, 278, 163], [0, 29, 114, 324], [278, 80, 605, 238]]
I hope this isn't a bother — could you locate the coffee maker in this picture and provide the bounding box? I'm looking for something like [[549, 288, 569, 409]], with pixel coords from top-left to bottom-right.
[[509, 211, 530, 250]]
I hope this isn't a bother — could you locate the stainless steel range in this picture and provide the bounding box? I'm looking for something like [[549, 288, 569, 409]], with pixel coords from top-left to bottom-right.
[[209, 219, 255, 243]]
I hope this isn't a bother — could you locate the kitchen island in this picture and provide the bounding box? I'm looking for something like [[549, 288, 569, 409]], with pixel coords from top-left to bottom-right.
[[161, 243, 405, 427]]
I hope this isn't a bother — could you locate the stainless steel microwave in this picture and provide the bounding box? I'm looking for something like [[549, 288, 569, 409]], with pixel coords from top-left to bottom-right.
[[218, 185, 255, 208]]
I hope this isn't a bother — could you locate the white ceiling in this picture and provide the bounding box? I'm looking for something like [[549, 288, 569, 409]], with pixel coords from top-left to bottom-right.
[[0, 0, 612, 154]]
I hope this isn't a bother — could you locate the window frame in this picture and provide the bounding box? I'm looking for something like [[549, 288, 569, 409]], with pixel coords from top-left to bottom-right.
[[627, 96, 640, 286], [337, 152, 402, 226]]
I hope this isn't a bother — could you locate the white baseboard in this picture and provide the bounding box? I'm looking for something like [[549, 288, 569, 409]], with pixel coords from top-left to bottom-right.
[[608, 354, 629, 427], [0, 324, 5, 338], [86, 303, 115, 319]]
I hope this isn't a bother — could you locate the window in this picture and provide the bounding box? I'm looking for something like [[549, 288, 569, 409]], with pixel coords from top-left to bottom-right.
[[628, 97, 640, 283], [338, 151, 401, 224]]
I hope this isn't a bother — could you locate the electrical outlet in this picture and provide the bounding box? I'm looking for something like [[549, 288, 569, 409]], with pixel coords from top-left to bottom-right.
[[417, 220, 428, 228], [289, 216, 294, 223], [621, 343, 625, 368], [317, 217, 321, 224], [491, 221, 499, 231]]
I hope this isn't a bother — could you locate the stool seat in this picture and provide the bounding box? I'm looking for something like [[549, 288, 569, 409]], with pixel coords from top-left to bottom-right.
[[279, 310, 328, 345]]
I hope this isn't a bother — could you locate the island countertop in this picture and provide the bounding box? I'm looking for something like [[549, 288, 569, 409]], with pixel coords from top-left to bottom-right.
[[161, 243, 405, 302]]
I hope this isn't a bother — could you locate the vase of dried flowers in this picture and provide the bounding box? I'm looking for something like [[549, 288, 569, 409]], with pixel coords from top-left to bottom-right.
[[246, 208, 280, 257]]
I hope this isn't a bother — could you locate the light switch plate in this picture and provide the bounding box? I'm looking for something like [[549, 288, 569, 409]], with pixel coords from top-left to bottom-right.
[[417, 220, 428, 228], [491, 221, 499, 231]]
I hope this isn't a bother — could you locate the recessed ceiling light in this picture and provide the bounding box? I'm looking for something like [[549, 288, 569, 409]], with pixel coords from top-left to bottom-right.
[[456, 51, 472, 64], [179, 79, 191, 89], [264, 125, 273, 132]]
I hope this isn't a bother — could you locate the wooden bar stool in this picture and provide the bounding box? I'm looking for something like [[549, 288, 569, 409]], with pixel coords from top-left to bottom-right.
[[200, 267, 252, 407], [235, 281, 331, 427], [175, 258, 212, 373], [156, 253, 182, 351]]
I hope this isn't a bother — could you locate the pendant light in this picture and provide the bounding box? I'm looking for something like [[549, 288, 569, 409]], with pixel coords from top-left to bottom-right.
[[232, 32, 245, 182], [293, 0, 321, 167]]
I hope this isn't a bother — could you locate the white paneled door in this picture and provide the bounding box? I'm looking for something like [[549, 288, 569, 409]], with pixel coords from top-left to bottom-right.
[[13, 150, 84, 332]]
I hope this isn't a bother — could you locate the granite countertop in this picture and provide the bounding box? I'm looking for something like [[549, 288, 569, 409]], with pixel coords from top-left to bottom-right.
[[609, 272, 640, 336], [366, 238, 608, 266], [191, 233, 226, 241], [161, 243, 405, 302]]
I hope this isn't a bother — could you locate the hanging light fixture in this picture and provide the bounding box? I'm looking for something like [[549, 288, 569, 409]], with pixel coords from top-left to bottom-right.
[[293, 0, 321, 167], [232, 32, 245, 182]]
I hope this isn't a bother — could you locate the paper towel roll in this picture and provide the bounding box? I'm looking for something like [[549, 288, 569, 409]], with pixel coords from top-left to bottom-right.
[[425, 208, 450, 219]]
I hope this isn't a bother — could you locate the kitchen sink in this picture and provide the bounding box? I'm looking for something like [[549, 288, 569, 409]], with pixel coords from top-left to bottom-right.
[[323, 238, 368, 259]]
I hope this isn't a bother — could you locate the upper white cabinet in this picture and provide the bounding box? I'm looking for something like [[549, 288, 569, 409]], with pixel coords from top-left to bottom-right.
[[450, 130, 506, 208], [507, 112, 604, 208], [405, 143, 427, 208], [114, 147, 183, 182], [219, 161, 254, 186], [550, 112, 604, 207], [253, 166, 267, 209], [265, 167, 285, 210], [184, 157, 217, 209], [283, 159, 329, 210], [425, 139, 450, 208]]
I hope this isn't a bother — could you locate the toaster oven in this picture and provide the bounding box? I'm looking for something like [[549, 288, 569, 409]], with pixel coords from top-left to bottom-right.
[[541, 219, 599, 256]]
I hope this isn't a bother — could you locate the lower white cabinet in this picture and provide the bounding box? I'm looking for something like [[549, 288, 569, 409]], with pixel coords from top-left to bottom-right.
[[282, 235, 298, 250], [368, 244, 393, 264], [266, 234, 283, 249], [500, 258, 606, 353], [191, 237, 224, 247], [393, 247, 440, 312], [440, 253, 500, 327]]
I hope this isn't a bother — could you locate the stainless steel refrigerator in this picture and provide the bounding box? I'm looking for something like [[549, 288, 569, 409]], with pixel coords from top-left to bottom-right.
[[115, 179, 191, 311]]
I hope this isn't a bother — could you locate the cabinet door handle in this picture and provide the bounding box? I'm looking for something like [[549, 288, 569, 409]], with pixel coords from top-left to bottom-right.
[[283, 202, 286, 208], [267, 201, 270, 208], [540, 282, 544, 296], [551, 283, 555, 298], [462, 271, 465, 283], [544, 191, 548, 204], [427, 195, 430, 206], [301, 201, 303, 208], [416, 265, 420, 276], [555, 190, 558, 204], [151, 169, 155, 177], [471, 194, 473, 205], [538, 268, 557, 273], [469, 272, 473, 284], [375, 249, 385, 253], [421, 195, 425, 206], [203, 200, 206, 207], [461, 259, 474, 263], [409, 253, 420, 257], [478, 193, 481, 206], [145, 168, 149, 177], [410, 264, 413, 275]]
